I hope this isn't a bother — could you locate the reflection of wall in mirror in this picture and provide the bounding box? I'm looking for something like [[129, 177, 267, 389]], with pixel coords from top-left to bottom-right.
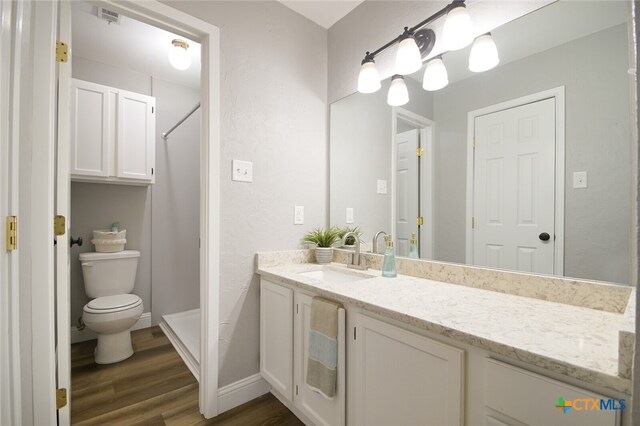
[[329, 77, 433, 251], [432, 24, 630, 284]]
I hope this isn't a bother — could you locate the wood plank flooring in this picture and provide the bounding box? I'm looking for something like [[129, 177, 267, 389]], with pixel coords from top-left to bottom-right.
[[71, 326, 303, 426]]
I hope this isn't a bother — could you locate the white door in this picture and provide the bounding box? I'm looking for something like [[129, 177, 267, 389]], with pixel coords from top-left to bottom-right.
[[55, 2, 72, 424], [293, 292, 345, 426], [395, 129, 419, 257], [473, 98, 556, 274], [349, 313, 464, 426], [70, 79, 111, 178], [259, 279, 293, 400], [117, 90, 155, 181]]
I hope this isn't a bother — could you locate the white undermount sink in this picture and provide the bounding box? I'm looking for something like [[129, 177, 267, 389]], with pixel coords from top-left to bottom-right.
[[298, 267, 373, 284]]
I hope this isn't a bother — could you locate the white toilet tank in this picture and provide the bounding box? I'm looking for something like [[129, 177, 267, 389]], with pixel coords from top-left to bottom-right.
[[79, 250, 140, 298]]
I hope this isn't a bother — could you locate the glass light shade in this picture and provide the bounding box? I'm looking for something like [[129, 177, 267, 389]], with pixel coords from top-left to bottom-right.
[[168, 40, 191, 70], [387, 75, 409, 106], [357, 60, 382, 93], [422, 58, 449, 91], [395, 36, 423, 75], [442, 5, 474, 51], [469, 34, 499, 72]]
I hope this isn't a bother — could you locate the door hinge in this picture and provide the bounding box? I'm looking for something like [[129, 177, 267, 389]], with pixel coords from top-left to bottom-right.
[[54, 215, 66, 236], [416, 216, 424, 226], [295, 385, 299, 395], [6, 216, 17, 251], [151, 168, 154, 175], [55, 41, 69, 63], [353, 327, 357, 340], [416, 147, 424, 157], [56, 388, 67, 409], [296, 304, 299, 314], [472, 217, 475, 229]]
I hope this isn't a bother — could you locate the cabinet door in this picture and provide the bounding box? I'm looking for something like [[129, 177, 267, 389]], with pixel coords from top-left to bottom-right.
[[260, 279, 293, 400], [70, 79, 112, 178], [350, 313, 464, 426], [294, 292, 345, 426], [117, 90, 155, 181]]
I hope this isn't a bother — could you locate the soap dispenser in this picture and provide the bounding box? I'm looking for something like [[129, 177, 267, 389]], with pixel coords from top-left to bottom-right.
[[382, 235, 397, 278], [408, 233, 419, 259]]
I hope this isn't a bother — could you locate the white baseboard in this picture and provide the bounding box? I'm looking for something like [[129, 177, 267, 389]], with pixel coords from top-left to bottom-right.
[[70, 312, 152, 344], [217, 373, 270, 414]]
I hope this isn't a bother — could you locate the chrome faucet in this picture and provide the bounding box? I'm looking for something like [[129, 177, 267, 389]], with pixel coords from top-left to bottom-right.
[[372, 231, 387, 254], [342, 231, 367, 270]]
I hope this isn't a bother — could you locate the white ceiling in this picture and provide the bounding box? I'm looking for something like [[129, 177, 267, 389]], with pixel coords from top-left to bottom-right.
[[71, 2, 201, 89], [278, 0, 365, 29]]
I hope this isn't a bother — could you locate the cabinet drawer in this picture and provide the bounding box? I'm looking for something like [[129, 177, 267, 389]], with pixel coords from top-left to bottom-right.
[[485, 359, 620, 426]]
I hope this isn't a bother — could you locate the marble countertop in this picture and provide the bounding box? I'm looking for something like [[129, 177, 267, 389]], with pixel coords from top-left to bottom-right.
[[257, 261, 634, 395]]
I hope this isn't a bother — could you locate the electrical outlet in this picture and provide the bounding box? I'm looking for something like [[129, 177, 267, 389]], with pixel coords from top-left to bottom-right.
[[377, 179, 387, 194], [294, 206, 304, 225], [573, 171, 587, 189], [346, 207, 354, 224], [232, 160, 253, 182]]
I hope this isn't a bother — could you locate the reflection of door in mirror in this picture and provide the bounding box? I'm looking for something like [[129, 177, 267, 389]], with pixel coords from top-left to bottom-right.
[[393, 108, 434, 259], [469, 93, 562, 275]]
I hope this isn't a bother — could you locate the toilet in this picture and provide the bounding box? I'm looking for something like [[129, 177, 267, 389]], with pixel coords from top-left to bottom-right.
[[80, 250, 143, 364]]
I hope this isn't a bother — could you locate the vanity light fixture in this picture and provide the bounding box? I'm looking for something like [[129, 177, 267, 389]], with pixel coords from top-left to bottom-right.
[[468, 33, 499, 72], [357, 53, 382, 94], [442, 1, 474, 51], [387, 75, 409, 106], [395, 28, 423, 75], [168, 39, 191, 71], [422, 57, 449, 91]]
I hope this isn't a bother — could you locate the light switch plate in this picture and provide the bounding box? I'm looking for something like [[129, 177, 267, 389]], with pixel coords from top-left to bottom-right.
[[346, 207, 354, 224], [377, 179, 387, 194], [294, 205, 304, 225], [232, 159, 253, 182], [573, 171, 587, 189]]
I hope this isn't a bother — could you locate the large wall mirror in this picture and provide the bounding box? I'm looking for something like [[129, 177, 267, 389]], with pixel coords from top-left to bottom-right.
[[330, 1, 634, 285]]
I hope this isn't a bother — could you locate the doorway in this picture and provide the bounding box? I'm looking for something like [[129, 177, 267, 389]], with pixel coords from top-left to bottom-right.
[[465, 88, 565, 275]]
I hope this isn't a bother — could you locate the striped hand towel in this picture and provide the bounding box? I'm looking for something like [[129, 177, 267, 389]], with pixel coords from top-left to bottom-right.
[[306, 297, 341, 399]]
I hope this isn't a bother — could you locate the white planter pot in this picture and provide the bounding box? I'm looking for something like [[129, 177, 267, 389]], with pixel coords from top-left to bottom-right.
[[315, 247, 333, 264]]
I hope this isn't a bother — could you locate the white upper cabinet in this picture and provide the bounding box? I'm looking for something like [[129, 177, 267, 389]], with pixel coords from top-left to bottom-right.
[[70, 79, 155, 185]]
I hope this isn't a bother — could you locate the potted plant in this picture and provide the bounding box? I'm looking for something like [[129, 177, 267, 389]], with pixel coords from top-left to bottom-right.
[[337, 226, 363, 249], [302, 227, 340, 264]]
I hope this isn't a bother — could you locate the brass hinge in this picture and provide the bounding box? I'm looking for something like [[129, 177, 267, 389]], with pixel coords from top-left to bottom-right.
[[416, 216, 424, 226], [54, 215, 66, 236], [416, 147, 424, 157], [472, 217, 475, 229], [473, 137, 476, 150], [55, 41, 69, 63], [56, 388, 67, 409], [6, 216, 17, 251]]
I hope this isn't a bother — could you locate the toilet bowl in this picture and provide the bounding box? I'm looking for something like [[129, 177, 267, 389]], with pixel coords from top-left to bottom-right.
[[83, 294, 143, 364], [80, 250, 142, 364]]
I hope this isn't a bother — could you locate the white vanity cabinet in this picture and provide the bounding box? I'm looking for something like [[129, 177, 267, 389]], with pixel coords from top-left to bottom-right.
[[70, 78, 155, 185], [348, 313, 465, 426], [260, 278, 346, 425]]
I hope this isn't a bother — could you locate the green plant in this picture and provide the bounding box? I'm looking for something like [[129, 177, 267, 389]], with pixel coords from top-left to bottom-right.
[[302, 227, 340, 248], [337, 226, 362, 245]]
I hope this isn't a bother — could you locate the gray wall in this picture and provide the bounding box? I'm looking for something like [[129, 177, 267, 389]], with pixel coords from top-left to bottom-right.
[[327, 1, 553, 103], [150, 78, 200, 324], [330, 77, 432, 245], [70, 58, 153, 325], [432, 24, 631, 284], [162, 1, 328, 387]]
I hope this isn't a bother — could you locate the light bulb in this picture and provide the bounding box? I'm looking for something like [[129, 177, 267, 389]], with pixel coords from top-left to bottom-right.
[[168, 39, 191, 71], [395, 34, 422, 75], [442, 4, 474, 51], [357, 57, 381, 93], [469, 33, 499, 72], [387, 75, 409, 106], [422, 58, 448, 91]]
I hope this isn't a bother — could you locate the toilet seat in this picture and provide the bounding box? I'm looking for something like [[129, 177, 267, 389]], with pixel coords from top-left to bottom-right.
[[84, 294, 142, 314]]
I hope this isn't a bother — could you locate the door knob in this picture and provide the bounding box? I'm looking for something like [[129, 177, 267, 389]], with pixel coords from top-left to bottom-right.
[[70, 236, 83, 247], [538, 232, 551, 242]]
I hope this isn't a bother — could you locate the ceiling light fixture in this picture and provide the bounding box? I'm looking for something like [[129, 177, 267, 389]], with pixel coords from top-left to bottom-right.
[[168, 39, 191, 71], [387, 75, 409, 106], [468, 33, 499, 72], [395, 28, 423, 75], [357, 53, 382, 94], [442, 1, 474, 51], [422, 57, 448, 91]]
